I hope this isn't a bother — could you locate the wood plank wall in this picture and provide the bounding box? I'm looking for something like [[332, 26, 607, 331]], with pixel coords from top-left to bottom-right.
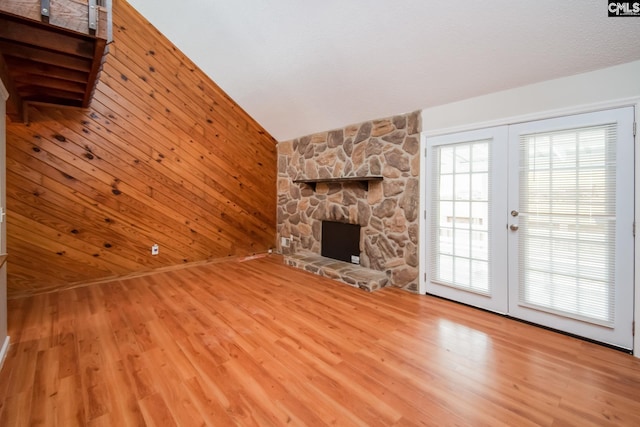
[[4, 0, 278, 298]]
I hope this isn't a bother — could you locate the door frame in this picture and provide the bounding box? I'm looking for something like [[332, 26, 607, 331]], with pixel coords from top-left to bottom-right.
[[419, 98, 640, 355], [0, 77, 9, 369]]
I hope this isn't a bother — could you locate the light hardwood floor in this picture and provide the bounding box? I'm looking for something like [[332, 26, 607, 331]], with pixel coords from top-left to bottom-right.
[[1, 255, 640, 426]]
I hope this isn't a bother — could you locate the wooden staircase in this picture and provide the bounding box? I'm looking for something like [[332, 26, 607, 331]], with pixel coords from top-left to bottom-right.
[[0, 0, 112, 122]]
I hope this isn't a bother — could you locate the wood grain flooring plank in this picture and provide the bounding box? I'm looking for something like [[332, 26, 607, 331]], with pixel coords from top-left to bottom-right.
[[56, 375, 86, 427], [183, 376, 237, 426], [138, 392, 178, 427], [28, 347, 61, 426]]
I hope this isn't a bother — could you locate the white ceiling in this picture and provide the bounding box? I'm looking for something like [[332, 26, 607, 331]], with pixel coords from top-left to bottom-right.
[[127, 0, 640, 142]]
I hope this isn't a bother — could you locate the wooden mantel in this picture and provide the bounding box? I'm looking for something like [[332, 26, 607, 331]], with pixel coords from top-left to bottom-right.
[[0, 0, 112, 122], [293, 176, 383, 191]]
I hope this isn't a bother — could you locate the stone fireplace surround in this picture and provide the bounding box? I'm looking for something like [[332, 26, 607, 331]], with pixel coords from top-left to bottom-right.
[[277, 111, 421, 292]]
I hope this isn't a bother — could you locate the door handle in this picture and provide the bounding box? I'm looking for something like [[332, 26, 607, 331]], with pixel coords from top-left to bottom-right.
[[510, 224, 519, 231]]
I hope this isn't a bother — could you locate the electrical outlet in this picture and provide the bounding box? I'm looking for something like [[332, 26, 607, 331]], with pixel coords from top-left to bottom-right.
[[281, 237, 290, 248], [151, 244, 159, 255]]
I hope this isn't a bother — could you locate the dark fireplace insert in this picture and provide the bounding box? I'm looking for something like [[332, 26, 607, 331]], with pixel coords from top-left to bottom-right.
[[321, 221, 360, 264]]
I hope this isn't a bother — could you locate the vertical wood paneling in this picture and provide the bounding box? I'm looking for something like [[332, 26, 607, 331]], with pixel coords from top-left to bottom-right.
[[5, 0, 277, 298]]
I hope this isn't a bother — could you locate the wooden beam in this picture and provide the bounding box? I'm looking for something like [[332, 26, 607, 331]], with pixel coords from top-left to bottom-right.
[[0, 51, 23, 121], [48, 0, 110, 40], [0, 16, 95, 58], [0, 0, 41, 22], [0, 0, 109, 39]]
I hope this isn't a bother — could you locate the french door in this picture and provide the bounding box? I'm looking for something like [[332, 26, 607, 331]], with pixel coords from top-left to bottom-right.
[[426, 126, 509, 313], [426, 107, 635, 350]]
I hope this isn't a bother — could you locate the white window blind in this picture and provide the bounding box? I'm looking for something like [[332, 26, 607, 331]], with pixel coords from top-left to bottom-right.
[[518, 124, 617, 326], [431, 140, 491, 295]]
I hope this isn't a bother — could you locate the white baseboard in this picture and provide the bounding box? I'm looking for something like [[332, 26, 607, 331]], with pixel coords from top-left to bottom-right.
[[0, 336, 10, 371]]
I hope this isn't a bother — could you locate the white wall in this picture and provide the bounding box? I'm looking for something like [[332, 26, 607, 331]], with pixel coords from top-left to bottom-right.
[[422, 60, 640, 135], [420, 60, 640, 357], [0, 78, 8, 369]]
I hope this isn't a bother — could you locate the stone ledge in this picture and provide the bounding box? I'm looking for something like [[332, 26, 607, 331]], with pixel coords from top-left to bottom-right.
[[284, 252, 389, 292]]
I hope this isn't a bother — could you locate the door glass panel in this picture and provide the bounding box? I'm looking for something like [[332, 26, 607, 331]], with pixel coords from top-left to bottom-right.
[[432, 140, 491, 295], [518, 124, 616, 326]]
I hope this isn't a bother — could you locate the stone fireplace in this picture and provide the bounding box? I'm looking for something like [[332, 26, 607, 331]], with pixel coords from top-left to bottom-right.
[[277, 111, 421, 292]]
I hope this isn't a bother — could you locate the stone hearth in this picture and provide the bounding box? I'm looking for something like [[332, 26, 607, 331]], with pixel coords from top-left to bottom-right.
[[284, 252, 389, 292]]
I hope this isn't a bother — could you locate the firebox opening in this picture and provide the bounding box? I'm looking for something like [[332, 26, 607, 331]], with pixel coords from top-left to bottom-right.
[[321, 221, 361, 265]]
